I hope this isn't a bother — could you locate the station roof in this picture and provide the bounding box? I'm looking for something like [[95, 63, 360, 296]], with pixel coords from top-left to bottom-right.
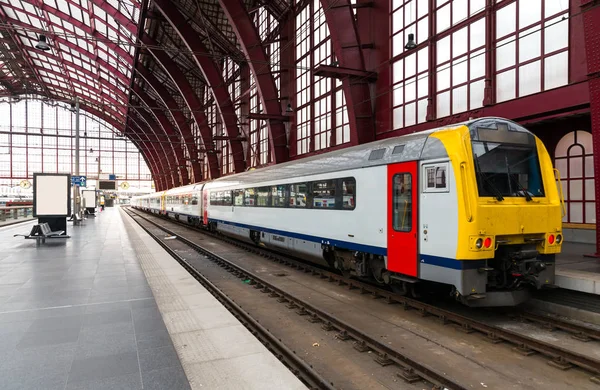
[[0, 0, 290, 131]]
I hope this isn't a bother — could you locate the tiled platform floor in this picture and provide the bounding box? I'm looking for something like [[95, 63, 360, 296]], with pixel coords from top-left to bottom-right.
[[0, 208, 189, 390]]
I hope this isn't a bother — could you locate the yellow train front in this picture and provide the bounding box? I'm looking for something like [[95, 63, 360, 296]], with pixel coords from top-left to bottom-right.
[[424, 118, 562, 306]]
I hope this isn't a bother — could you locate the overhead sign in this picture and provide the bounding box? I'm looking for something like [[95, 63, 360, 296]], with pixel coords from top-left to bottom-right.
[[109, 174, 116, 180], [71, 175, 86, 187]]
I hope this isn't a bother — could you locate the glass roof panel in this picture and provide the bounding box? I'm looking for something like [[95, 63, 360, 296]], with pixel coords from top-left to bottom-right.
[[0, 0, 142, 131]]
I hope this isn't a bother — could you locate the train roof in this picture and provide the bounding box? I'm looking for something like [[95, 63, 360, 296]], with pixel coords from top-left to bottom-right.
[[206, 117, 530, 188], [133, 117, 533, 195]]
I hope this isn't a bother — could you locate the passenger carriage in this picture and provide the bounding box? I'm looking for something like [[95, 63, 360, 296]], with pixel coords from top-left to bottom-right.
[[132, 117, 563, 307]]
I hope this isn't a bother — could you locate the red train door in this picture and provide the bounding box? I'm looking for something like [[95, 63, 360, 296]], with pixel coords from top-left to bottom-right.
[[387, 161, 418, 277], [202, 190, 209, 226]]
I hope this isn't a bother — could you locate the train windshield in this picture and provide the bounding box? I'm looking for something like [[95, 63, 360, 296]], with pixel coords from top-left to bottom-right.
[[469, 119, 544, 200]]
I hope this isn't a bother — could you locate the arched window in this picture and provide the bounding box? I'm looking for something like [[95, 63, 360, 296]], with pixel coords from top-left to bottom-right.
[[555, 131, 595, 224]]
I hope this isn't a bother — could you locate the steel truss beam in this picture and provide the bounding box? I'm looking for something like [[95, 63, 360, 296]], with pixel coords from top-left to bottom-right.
[[142, 35, 220, 179], [127, 117, 168, 190], [153, 0, 246, 173], [219, 0, 289, 164], [132, 84, 190, 185], [130, 105, 180, 188], [135, 64, 203, 181]]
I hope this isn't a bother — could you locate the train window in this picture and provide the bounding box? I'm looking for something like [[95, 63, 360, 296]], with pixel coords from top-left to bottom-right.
[[312, 180, 336, 209], [341, 178, 356, 210], [271, 185, 287, 207], [244, 188, 256, 206], [223, 191, 231, 206], [257, 187, 270, 207], [233, 190, 244, 206], [191, 195, 198, 205], [289, 183, 307, 208], [210, 192, 217, 206], [392, 173, 412, 232], [216, 192, 224, 206]]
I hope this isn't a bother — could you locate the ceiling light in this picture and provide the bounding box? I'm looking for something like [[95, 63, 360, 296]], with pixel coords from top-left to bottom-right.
[[405, 33, 417, 50], [35, 35, 50, 51]]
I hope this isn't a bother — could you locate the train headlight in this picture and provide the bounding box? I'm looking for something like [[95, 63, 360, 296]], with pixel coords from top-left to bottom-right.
[[556, 234, 562, 244], [483, 237, 492, 248], [548, 234, 555, 245], [475, 238, 483, 249]]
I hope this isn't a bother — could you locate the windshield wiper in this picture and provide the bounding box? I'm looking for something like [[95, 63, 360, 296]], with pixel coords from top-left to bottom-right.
[[509, 173, 533, 201], [474, 155, 504, 201], [505, 156, 532, 201]]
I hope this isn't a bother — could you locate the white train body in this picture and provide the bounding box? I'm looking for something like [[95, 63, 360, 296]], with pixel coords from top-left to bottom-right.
[[132, 118, 562, 307]]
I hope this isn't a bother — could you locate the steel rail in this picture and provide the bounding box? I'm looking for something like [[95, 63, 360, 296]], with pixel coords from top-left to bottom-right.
[[124, 209, 334, 390], [125, 207, 468, 390], [127, 207, 600, 384], [512, 311, 600, 342]]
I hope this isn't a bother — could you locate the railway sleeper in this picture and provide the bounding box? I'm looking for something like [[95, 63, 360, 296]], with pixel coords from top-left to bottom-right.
[[353, 340, 370, 352], [513, 344, 537, 356], [397, 367, 422, 383], [374, 353, 394, 366], [548, 356, 574, 370]]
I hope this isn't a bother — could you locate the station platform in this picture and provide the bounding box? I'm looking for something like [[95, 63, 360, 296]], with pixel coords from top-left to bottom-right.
[[0, 207, 306, 390], [555, 242, 600, 295]]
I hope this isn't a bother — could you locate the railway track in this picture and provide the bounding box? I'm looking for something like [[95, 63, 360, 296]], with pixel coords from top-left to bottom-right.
[[126, 207, 600, 385], [510, 311, 600, 342], [124, 207, 468, 390]]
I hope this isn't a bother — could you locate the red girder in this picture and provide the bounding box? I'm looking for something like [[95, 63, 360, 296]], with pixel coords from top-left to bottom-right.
[[153, 0, 246, 173], [135, 64, 203, 181], [142, 35, 220, 179], [130, 106, 180, 188], [127, 117, 169, 190], [132, 84, 190, 186], [23, 35, 131, 91], [37, 67, 123, 109], [580, 0, 600, 254], [2, 10, 130, 116], [131, 136, 163, 191], [319, 0, 374, 145], [26, 0, 134, 61], [130, 134, 164, 191], [87, 0, 139, 35], [35, 83, 124, 124], [218, 0, 289, 164]]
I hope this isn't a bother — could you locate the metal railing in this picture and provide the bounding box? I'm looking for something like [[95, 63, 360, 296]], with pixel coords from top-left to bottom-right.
[[0, 206, 34, 223]]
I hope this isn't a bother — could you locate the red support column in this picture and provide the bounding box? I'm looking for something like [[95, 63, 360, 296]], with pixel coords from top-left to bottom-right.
[[319, 0, 375, 145], [581, 0, 600, 255]]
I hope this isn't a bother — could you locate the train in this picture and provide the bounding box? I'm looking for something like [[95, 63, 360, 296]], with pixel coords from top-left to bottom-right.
[[0, 196, 33, 207], [132, 117, 563, 307]]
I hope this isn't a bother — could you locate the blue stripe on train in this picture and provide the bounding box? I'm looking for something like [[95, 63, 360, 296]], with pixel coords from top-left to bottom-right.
[[209, 218, 388, 257], [148, 208, 487, 271]]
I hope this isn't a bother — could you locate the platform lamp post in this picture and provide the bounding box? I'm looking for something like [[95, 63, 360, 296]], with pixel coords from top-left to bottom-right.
[[73, 96, 82, 225]]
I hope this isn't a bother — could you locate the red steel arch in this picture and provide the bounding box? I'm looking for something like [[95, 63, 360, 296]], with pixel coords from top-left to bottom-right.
[[219, 0, 289, 164], [135, 64, 203, 182], [142, 35, 220, 179], [153, 0, 246, 173]]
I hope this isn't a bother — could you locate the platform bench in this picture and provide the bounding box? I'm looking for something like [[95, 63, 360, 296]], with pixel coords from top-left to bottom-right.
[[14, 222, 70, 246]]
